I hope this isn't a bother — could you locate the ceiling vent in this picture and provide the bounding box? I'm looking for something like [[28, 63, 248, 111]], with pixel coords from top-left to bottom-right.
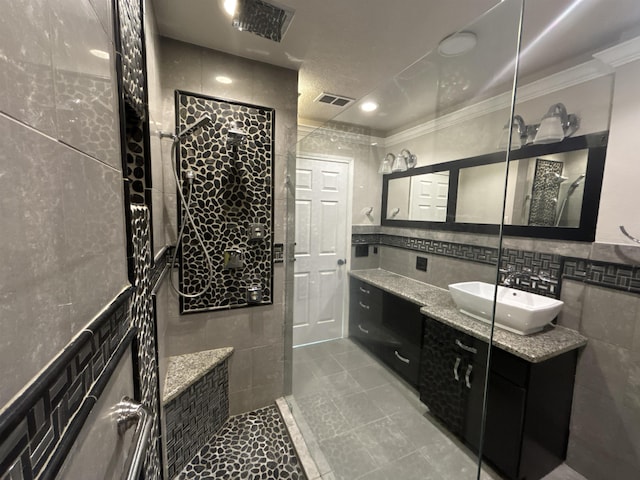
[[314, 92, 355, 108], [232, 0, 295, 43]]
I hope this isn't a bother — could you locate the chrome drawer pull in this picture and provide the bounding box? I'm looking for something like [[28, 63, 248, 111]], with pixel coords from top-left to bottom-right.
[[453, 357, 461, 381], [359, 301, 370, 310], [394, 350, 410, 364], [465, 364, 473, 389], [359, 286, 370, 294], [455, 339, 477, 354], [358, 324, 369, 334]]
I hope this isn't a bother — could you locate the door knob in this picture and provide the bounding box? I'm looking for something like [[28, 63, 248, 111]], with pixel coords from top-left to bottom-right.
[[337, 258, 347, 266]]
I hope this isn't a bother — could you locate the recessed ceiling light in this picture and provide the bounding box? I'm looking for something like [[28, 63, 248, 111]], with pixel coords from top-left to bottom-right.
[[438, 31, 477, 57], [216, 76, 233, 84], [360, 101, 378, 112], [89, 49, 110, 59], [223, 0, 237, 16]]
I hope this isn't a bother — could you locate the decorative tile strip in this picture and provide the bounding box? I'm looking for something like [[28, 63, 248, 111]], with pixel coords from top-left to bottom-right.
[[499, 249, 563, 298], [0, 288, 134, 480], [352, 233, 380, 245], [563, 257, 640, 294]]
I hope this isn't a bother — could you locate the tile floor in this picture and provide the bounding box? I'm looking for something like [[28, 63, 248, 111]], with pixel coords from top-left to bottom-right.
[[288, 338, 587, 480], [177, 405, 306, 479]]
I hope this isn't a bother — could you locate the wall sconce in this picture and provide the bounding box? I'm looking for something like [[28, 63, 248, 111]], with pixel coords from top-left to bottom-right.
[[533, 103, 580, 144], [497, 115, 526, 150], [378, 153, 394, 175]]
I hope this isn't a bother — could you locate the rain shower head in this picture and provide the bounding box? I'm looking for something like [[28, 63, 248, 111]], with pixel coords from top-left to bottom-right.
[[231, 0, 295, 43], [227, 121, 248, 147], [176, 116, 213, 140]]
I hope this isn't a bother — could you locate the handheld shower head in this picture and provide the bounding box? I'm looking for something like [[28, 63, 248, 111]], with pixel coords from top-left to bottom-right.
[[567, 174, 586, 195], [176, 116, 213, 141]]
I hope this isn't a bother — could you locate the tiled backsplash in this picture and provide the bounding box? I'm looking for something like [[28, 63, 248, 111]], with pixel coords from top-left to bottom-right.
[[354, 233, 640, 298]]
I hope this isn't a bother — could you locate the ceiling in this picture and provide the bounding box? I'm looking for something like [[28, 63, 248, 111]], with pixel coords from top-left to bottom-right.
[[152, 0, 640, 134]]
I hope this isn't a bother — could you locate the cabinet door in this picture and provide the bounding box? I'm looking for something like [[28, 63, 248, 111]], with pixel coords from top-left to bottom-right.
[[462, 355, 488, 451], [420, 330, 467, 435], [483, 372, 527, 480]]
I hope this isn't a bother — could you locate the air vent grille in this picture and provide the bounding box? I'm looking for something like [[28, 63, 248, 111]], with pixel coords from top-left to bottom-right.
[[314, 92, 355, 108]]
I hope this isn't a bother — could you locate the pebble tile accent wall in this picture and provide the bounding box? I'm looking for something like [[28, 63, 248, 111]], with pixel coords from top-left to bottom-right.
[[528, 159, 563, 226], [175, 92, 274, 313], [0, 290, 134, 479], [130, 206, 162, 480], [176, 405, 306, 480], [164, 360, 230, 479], [116, 0, 145, 117]]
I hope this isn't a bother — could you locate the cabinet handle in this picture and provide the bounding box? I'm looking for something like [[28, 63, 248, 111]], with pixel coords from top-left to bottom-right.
[[394, 350, 410, 364], [453, 357, 461, 381], [359, 286, 370, 294], [358, 324, 369, 334], [455, 339, 477, 354], [359, 301, 370, 310], [465, 364, 473, 389]]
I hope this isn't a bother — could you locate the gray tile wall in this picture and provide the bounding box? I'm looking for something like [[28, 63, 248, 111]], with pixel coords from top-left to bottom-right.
[[57, 349, 135, 479], [0, 0, 129, 410], [157, 37, 298, 414]]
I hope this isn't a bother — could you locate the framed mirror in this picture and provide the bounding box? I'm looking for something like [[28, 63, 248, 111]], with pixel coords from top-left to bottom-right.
[[382, 132, 608, 241]]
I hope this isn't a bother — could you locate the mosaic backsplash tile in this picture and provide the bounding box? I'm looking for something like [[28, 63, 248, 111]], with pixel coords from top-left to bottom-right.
[[176, 92, 274, 313]]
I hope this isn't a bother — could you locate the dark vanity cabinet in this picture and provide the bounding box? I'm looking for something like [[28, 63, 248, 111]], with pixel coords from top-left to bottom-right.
[[349, 278, 423, 387], [420, 316, 578, 480]]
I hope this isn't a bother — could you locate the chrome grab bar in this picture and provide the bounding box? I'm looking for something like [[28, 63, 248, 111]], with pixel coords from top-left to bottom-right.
[[117, 397, 152, 480], [455, 339, 477, 354]]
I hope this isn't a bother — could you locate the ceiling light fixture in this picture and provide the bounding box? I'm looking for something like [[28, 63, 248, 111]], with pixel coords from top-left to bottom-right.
[[89, 49, 110, 59], [223, 0, 237, 16], [216, 75, 233, 84], [438, 31, 477, 57], [360, 101, 378, 112]]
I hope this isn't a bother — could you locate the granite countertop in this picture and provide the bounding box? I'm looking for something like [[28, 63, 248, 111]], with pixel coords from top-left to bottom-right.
[[350, 269, 587, 363], [163, 347, 234, 405]]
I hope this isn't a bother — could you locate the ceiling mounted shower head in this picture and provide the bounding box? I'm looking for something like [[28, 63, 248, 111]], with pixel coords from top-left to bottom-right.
[[176, 115, 213, 140], [231, 0, 295, 43]]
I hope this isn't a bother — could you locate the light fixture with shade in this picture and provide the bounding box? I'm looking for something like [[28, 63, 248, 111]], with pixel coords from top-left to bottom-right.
[[497, 115, 526, 150], [533, 103, 580, 144], [378, 153, 394, 175]]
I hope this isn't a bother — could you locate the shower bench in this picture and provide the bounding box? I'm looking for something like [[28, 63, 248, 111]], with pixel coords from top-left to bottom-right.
[[161, 347, 233, 479]]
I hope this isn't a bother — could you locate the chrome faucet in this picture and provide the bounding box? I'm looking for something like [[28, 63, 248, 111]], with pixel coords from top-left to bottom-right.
[[499, 266, 531, 286]]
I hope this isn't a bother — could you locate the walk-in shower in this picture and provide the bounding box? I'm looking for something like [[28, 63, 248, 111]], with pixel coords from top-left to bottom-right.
[[160, 116, 216, 298], [555, 173, 586, 226]]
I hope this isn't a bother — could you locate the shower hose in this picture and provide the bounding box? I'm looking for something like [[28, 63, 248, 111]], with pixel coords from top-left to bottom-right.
[[168, 139, 215, 298]]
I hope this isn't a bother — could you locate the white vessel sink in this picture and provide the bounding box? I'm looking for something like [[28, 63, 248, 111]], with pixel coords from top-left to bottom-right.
[[448, 281, 563, 335]]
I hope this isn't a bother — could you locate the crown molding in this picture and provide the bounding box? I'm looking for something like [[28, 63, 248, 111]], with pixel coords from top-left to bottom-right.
[[384, 58, 612, 147], [593, 35, 640, 68], [297, 122, 384, 147]]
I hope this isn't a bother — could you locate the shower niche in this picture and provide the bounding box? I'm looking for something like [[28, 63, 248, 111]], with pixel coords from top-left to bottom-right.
[[175, 91, 274, 313]]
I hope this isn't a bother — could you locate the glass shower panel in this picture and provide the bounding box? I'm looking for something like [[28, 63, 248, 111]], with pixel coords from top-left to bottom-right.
[[287, 1, 524, 479]]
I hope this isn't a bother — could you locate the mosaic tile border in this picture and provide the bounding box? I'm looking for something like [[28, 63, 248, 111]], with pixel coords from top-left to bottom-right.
[[354, 233, 640, 297], [0, 288, 134, 480], [164, 360, 230, 478]]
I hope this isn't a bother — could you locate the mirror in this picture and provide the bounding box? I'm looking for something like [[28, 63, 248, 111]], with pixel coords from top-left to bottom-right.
[[387, 172, 450, 221], [382, 132, 607, 241]]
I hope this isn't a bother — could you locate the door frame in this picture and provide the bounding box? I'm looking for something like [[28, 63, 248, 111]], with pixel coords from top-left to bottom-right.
[[295, 152, 354, 340]]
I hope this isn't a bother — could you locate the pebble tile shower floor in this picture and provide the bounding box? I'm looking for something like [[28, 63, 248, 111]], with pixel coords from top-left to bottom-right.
[[177, 405, 307, 480]]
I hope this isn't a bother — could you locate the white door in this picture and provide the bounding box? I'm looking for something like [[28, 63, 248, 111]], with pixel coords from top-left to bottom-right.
[[294, 157, 350, 347], [409, 172, 449, 221]]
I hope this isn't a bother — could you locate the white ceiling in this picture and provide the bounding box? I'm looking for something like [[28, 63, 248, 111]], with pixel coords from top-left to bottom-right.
[[152, 0, 640, 134]]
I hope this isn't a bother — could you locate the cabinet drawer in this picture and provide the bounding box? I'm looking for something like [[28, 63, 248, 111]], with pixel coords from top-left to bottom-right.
[[379, 339, 420, 387], [350, 279, 383, 321]]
